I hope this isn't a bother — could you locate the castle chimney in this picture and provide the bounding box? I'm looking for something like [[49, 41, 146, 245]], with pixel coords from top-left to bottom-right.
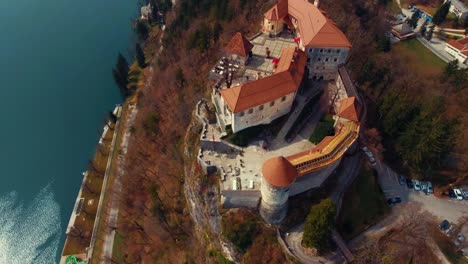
[[314, 0, 319, 7]]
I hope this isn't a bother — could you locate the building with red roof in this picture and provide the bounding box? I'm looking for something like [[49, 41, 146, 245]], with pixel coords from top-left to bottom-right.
[[215, 46, 306, 132], [445, 36, 468, 65], [263, 0, 352, 80], [224, 32, 254, 65]]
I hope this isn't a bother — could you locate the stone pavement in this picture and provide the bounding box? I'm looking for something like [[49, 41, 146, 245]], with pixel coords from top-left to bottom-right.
[[251, 33, 296, 59]]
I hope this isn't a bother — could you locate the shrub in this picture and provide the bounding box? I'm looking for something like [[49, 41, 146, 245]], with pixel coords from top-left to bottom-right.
[[303, 198, 336, 253], [222, 216, 258, 253], [309, 114, 335, 144]]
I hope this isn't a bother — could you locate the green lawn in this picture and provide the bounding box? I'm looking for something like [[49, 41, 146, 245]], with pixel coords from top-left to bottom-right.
[[337, 167, 390, 240], [112, 231, 125, 263], [393, 38, 447, 76], [309, 114, 334, 144]]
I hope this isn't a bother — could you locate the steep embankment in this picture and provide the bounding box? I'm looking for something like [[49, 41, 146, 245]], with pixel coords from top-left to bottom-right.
[[113, 1, 274, 263], [182, 116, 239, 262]]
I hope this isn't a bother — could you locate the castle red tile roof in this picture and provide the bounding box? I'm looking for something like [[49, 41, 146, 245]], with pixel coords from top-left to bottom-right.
[[337, 96, 360, 122], [262, 156, 297, 187], [264, 0, 351, 48], [224, 32, 254, 57], [447, 37, 468, 57], [264, 0, 288, 21], [220, 46, 306, 113]]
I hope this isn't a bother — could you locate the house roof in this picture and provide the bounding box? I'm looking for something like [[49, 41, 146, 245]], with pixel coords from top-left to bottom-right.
[[264, 0, 351, 48], [337, 96, 360, 122], [224, 32, 254, 57], [264, 0, 288, 21], [262, 156, 297, 187], [338, 66, 357, 98], [447, 37, 468, 57], [220, 47, 306, 113]]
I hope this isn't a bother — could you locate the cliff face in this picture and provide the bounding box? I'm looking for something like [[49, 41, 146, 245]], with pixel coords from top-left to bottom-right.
[[182, 116, 239, 262]]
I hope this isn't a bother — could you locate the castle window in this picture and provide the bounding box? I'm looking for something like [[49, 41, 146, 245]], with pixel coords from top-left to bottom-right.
[[336, 49, 340, 53], [318, 58, 321, 61], [307, 58, 310, 63], [320, 49, 323, 52], [259, 105, 264, 111], [239, 111, 244, 117], [281, 96, 286, 102], [328, 49, 331, 53], [248, 108, 253, 114], [334, 58, 337, 62], [325, 58, 329, 62], [271, 25, 274, 30], [270, 100, 275, 107]]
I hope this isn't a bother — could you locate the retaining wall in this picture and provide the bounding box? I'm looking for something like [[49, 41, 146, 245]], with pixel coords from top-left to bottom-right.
[[221, 190, 261, 208]]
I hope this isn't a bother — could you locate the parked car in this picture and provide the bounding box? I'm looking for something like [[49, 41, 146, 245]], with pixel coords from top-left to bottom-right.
[[440, 220, 450, 231], [387, 197, 402, 205], [427, 182, 434, 194], [449, 189, 456, 198], [413, 180, 421, 191], [454, 189, 464, 200], [361, 146, 377, 166], [420, 181, 428, 193], [462, 189, 468, 200], [398, 175, 406, 185], [406, 178, 414, 189]]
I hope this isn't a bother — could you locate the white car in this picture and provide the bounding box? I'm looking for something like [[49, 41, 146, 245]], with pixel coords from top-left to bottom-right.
[[454, 189, 464, 200], [413, 180, 421, 191]]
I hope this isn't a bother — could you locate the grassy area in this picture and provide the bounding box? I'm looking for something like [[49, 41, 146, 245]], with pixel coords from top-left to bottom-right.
[[337, 166, 390, 240], [208, 250, 234, 264], [223, 113, 289, 147], [112, 231, 125, 263], [62, 122, 115, 256], [393, 38, 447, 76], [387, 0, 402, 15], [309, 114, 335, 144], [416, 5, 438, 16], [92, 101, 132, 261]]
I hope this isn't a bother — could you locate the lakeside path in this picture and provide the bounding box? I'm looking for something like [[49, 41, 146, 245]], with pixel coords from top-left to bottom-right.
[[100, 103, 138, 262], [98, 59, 155, 262]]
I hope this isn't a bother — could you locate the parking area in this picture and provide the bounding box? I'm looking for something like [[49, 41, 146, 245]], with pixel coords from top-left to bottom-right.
[[373, 160, 468, 223]]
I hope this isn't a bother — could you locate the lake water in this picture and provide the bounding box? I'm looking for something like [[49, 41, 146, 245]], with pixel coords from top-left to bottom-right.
[[0, 0, 137, 262]]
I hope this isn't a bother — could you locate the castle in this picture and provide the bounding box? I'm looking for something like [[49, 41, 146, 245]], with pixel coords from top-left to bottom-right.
[[198, 0, 360, 225]]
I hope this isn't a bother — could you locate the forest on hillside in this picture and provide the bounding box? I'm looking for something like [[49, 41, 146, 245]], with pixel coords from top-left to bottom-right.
[[112, 0, 466, 262], [320, 0, 466, 187]]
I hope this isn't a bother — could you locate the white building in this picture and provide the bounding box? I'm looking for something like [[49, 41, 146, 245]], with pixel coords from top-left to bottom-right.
[[445, 0, 468, 20], [212, 46, 306, 133], [262, 0, 352, 80], [445, 36, 468, 64]]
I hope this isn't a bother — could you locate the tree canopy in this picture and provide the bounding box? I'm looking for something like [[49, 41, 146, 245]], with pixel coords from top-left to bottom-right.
[[303, 198, 336, 253], [432, 2, 450, 25]]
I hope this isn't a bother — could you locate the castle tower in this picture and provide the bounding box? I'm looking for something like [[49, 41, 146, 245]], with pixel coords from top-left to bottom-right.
[[260, 156, 297, 224]]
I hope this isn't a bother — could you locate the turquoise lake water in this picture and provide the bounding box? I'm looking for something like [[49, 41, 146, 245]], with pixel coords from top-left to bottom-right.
[[0, 0, 137, 262]]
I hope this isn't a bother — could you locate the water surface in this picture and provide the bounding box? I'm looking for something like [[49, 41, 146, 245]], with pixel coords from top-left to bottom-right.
[[0, 0, 137, 262]]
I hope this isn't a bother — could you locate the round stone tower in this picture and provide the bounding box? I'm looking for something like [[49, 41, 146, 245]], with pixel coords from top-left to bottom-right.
[[259, 156, 297, 225]]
